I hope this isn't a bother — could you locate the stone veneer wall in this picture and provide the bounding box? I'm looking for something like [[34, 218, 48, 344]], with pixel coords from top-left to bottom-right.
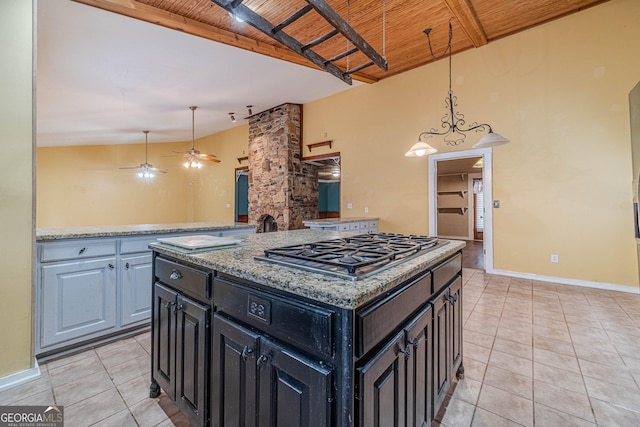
[[248, 103, 318, 231]]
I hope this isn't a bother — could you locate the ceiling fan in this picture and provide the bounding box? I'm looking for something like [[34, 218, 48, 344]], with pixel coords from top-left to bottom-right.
[[120, 130, 167, 178], [179, 106, 221, 168]]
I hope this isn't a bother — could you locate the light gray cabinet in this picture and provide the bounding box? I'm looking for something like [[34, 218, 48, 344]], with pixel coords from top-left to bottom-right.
[[41, 257, 117, 348], [120, 253, 152, 327], [37, 227, 255, 357]]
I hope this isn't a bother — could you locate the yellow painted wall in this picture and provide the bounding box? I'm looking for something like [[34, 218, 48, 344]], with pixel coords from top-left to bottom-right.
[[303, 0, 640, 288], [36, 125, 248, 227], [0, 0, 34, 376], [192, 124, 249, 222]]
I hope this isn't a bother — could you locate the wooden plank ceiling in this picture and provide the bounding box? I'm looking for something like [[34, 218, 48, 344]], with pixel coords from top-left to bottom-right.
[[73, 0, 608, 84]]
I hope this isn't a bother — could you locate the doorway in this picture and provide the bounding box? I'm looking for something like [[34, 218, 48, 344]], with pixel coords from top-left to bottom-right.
[[428, 148, 493, 272], [302, 152, 341, 219], [235, 167, 249, 223]]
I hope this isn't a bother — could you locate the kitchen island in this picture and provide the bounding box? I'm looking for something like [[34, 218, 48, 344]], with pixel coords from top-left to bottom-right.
[[149, 229, 464, 427], [35, 222, 256, 358]]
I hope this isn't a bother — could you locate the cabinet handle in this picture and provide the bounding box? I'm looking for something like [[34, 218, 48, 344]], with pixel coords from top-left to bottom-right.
[[169, 270, 182, 280], [241, 346, 253, 361], [108, 263, 115, 269], [398, 345, 411, 360], [407, 337, 419, 348], [445, 294, 458, 305], [78, 247, 86, 255], [163, 301, 174, 310], [257, 354, 271, 367], [173, 303, 184, 313], [125, 262, 130, 269]]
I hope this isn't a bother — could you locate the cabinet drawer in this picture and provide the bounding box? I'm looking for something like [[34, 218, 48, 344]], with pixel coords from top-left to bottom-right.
[[349, 222, 360, 230], [214, 277, 334, 357], [369, 221, 379, 230], [121, 236, 156, 254], [356, 271, 431, 357], [338, 224, 350, 231], [41, 240, 117, 262], [155, 257, 211, 301], [432, 253, 462, 295]]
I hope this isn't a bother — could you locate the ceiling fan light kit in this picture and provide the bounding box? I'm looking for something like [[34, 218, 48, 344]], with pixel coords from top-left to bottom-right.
[[119, 130, 167, 179], [406, 21, 511, 158], [182, 106, 221, 168]]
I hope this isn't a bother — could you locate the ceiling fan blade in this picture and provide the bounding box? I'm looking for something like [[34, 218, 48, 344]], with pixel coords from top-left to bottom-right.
[[119, 166, 141, 170], [150, 167, 168, 173], [198, 153, 221, 163]]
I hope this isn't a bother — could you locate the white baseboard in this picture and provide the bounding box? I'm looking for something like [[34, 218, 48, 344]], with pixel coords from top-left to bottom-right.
[[488, 268, 640, 295], [0, 359, 41, 392]]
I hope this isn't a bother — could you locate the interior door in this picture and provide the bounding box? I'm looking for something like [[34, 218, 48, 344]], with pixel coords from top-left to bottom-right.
[[630, 81, 640, 283]]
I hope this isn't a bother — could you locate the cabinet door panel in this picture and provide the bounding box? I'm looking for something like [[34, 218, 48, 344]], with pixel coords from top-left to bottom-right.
[[120, 254, 152, 327], [41, 258, 116, 347], [176, 294, 210, 427], [258, 340, 333, 427], [152, 283, 177, 399], [432, 292, 450, 415], [212, 314, 260, 427], [404, 305, 433, 427], [357, 330, 406, 427], [449, 276, 463, 374]]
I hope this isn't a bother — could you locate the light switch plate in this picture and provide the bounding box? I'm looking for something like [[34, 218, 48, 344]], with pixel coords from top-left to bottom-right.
[[347, 203, 353, 209]]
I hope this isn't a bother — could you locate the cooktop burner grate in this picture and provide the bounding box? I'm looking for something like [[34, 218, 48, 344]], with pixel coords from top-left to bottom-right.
[[255, 233, 447, 280]]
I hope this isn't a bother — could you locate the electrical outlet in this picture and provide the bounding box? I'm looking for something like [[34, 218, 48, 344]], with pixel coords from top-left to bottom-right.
[[347, 203, 353, 209], [226, 203, 230, 208], [493, 200, 501, 208], [551, 254, 559, 263], [364, 207, 369, 214]]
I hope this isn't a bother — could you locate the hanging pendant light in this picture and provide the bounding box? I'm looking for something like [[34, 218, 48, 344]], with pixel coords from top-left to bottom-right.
[[406, 20, 511, 157]]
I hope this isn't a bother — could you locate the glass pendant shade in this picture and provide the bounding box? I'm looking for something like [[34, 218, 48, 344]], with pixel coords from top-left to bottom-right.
[[405, 141, 437, 157], [473, 132, 511, 148]]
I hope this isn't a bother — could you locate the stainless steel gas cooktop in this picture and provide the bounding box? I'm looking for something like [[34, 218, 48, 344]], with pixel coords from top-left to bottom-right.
[[255, 233, 448, 280]]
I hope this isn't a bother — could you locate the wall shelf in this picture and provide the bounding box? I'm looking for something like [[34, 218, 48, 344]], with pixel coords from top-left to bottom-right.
[[437, 190, 467, 198], [307, 140, 333, 152], [237, 156, 248, 164], [438, 207, 468, 215], [438, 173, 466, 181]]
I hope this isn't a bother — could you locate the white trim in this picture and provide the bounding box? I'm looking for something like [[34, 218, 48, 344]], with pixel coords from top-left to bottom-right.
[[429, 148, 493, 271], [0, 359, 41, 392], [489, 268, 640, 295], [468, 173, 481, 240]]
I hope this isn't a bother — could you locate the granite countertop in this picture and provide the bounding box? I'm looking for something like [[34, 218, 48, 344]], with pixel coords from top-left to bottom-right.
[[302, 217, 379, 225], [36, 222, 256, 241], [150, 229, 465, 310]]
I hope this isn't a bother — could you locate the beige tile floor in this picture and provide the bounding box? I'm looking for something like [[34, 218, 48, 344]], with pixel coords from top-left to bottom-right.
[[2, 268, 640, 426]]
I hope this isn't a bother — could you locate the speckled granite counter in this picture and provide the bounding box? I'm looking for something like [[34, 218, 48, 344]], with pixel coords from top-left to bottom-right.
[[150, 229, 465, 309], [302, 217, 378, 226], [36, 222, 256, 241]]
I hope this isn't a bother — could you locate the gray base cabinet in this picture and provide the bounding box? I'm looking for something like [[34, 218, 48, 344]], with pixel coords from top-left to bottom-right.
[[37, 227, 254, 357], [120, 254, 152, 327], [41, 257, 117, 348]]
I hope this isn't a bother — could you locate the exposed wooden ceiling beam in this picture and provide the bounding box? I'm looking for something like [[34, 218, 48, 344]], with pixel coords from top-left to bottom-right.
[[442, 0, 487, 48], [71, 0, 379, 84]]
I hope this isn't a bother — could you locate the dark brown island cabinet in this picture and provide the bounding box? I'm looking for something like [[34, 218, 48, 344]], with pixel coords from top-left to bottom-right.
[[149, 250, 463, 427]]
